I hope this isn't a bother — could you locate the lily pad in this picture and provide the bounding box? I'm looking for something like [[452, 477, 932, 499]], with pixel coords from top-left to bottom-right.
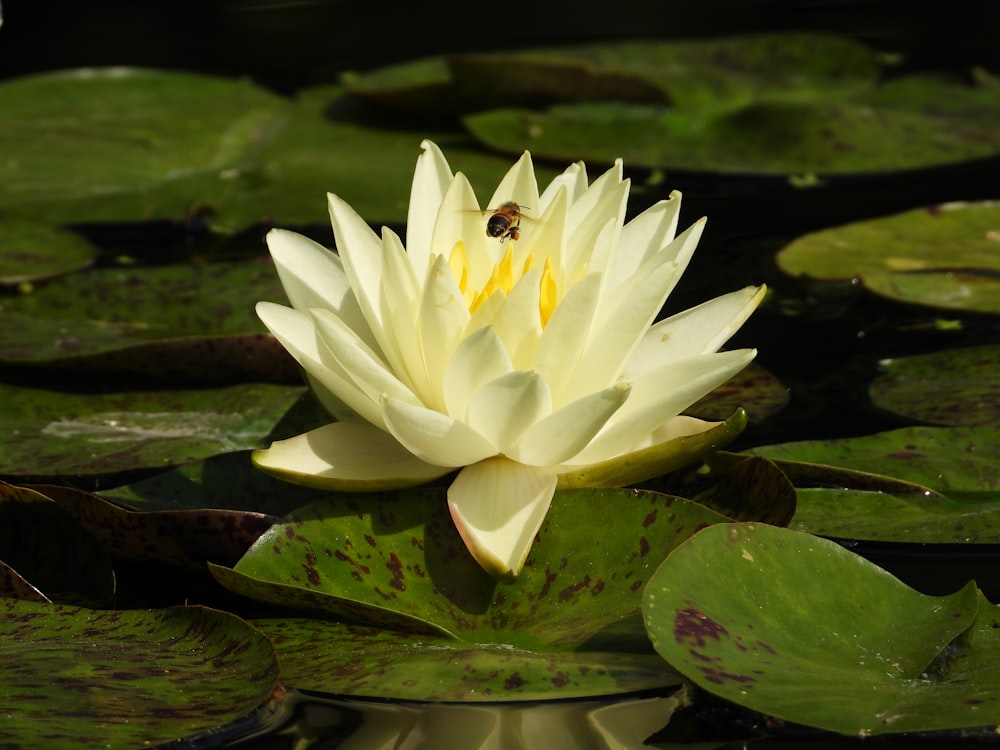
[[870, 344, 1000, 426], [776, 201, 1000, 314], [0, 381, 305, 482], [0, 599, 281, 747], [0, 216, 99, 286], [0, 258, 299, 382], [0, 67, 289, 226], [253, 617, 678, 702], [212, 487, 730, 646], [686, 362, 788, 424], [0, 482, 114, 606], [643, 522, 1000, 735]]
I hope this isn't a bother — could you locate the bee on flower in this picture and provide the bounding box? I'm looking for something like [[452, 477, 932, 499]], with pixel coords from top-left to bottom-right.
[[254, 140, 765, 578]]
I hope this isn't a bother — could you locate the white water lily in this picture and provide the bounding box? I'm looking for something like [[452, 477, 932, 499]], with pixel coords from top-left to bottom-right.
[[254, 140, 765, 578]]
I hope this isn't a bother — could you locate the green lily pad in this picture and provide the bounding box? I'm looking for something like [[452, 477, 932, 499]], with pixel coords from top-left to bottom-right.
[[0, 599, 281, 747], [0, 258, 299, 382], [0, 381, 305, 482], [253, 617, 678, 702], [27, 483, 276, 570], [686, 362, 788, 424], [643, 522, 1000, 735], [212, 487, 730, 646], [776, 201, 1000, 314], [0, 482, 114, 606], [870, 345, 1000, 426], [0, 67, 289, 226], [0, 216, 99, 286]]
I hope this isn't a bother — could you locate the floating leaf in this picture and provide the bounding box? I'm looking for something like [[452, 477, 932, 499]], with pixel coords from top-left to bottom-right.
[[643, 522, 1000, 735], [870, 345, 1000, 426], [0, 216, 98, 286], [0, 381, 305, 482], [212, 488, 730, 646], [686, 362, 788, 424], [0, 599, 281, 747], [776, 201, 1000, 313], [0, 482, 114, 606], [253, 618, 679, 702]]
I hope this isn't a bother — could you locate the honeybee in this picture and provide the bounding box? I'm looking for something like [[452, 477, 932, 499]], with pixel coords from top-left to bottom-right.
[[485, 201, 526, 243]]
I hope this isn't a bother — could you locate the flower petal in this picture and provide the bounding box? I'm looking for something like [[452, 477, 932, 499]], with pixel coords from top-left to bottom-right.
[[419, 254, 473, 411], [570, 349, 757, 464], [466, 370, 551, 453], [378, 226, 428, 398], [257, 301, 376, 424], [265, 228, 376, 350], [485, 150, 540, 223], [406, 139, 454, 273], [605, 190, 683, 290], [253, 421, 450, 490], [492, 268, 543, 369], [511, 382, 631, 466], [623, 285, 767, 379], [382, 395, 497, 467], [448, 457, 557, 578], [328, 192, 386, 338], [443, 325, 513, 419]]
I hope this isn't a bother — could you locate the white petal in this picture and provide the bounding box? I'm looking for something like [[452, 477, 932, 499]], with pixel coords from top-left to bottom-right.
[[465, 370, 551, 453], [511, 382, 631, 466], [532, 272, 602, 406], [382, 396, 496, 467], [605, 190, 683, 290], [538, 160, 587, 212], [406, 140, 454, 273], [513, 184, 568, 285], [431, 173, 493, 287], [570, 349, 757, 464], [448, 457, 557, 578], [378, 226, 428, 398], [419, 254, 472, 411], [623, 286, 767, 379], [485, 150, 540, 222], [265, 228, 376, 350], [253, 422, 449, 490], [443, 325, 513, 419], [257, 301, 382, 425], [309, 307, 421, 408], [492, 268, 543, 369], [328, 193, 385, 336]]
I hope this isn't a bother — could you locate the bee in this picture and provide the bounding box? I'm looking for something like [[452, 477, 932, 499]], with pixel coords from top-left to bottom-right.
[[485, 201, 526, 243]]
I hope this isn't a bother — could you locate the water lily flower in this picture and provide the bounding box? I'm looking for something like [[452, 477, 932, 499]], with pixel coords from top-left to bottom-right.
[[254, 140, 764, 578]]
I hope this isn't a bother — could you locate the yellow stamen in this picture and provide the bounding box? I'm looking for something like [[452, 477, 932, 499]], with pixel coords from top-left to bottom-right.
[[539, 258, 557, 327]]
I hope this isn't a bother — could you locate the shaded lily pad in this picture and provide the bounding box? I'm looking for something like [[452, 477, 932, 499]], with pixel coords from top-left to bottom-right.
[[0, 482, 114, 606], [0, 381, 305, 482], [0, 216, 99, 286], [686, 362, 788, 424], [99, 450, 327, 515], [776, 201, 1000, 314], [0, 599, 281, 747], [27, 483, 276, 570], [253, 617, 679, 702], [212, 487, 730, 645], [0, 258, 300, 382], [870, 345, 1000, 426], [643, 522, 1000, 735]]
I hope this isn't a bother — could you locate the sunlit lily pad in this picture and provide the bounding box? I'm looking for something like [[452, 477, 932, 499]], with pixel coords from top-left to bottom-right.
[[0, 216, 99, 286], [0, 599, 281, 747], [0, 482, 114, 605], [643, 522, 1000, 735], [0, 381, 305, 482], [0, 67, 289, 226], [869, 345, 1000, 426], [212, 487, 730, 645], [253, 617, 678, 702], [776, 201, 1000, 313]]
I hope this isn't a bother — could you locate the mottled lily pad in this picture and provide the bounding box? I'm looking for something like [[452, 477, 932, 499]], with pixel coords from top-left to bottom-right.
[[0, 482, 114, 606], [0, 216, 99, 286], [0, 599, 281, 747], [869, 344, 1000, 426], [776, 201, 1000, 313], [253, 617, 678, 702], [212, 487, 730, 646], [687, 362, 788, 424], [0, 381, 305, 482], [643, 522, 1000, 735]]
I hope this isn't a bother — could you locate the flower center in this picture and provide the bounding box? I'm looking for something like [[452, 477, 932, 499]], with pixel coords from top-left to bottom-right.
[[448, 241, 558, 327]]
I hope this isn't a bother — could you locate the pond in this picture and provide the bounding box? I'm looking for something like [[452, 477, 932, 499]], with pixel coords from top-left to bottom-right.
[[2, 4, 1000, 748]]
